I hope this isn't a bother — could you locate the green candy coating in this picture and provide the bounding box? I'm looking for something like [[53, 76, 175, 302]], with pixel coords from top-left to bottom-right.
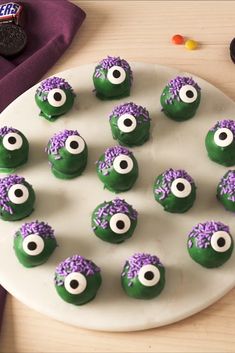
[[205, 130, 235, 167], [217, 171, 235, 212], [14, 233, 57, 268], [0, 131, 29, 173], [121, 264, 165, 300], [188, 233, 233, 268]]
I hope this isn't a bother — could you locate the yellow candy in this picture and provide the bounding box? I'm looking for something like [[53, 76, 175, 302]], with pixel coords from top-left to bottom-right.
[[185, 39, 198, 50]]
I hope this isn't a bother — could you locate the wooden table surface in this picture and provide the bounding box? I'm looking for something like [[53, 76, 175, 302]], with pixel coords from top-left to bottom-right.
[[1, 1, 235, 352]]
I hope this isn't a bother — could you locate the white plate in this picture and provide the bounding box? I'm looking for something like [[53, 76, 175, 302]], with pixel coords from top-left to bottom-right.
[[0, 63, 234, 332]]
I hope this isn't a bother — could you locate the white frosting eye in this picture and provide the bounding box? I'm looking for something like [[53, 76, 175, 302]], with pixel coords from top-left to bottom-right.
[[210, 231, 232, 253], [138, 264, 160, 287], [107, 66, 126, 85], [47, 89, 67, 107], [171, 178, 192, 198], [179, 85, 198, 103], [113, 154, 134, 174], [8, 184, 29, 204], [65, 135, 85, 155], [64, 272, 87, 295], [2, 133, 23, 151], [117, 114, 137, 133], [22, 234, 45, 256], [109, 213, 131, 234], [214, 128, 234, 147]]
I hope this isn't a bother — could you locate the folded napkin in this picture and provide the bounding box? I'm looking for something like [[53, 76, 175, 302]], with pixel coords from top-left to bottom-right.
[[0, 0, 86, 112], [0, 0, 86, 331]]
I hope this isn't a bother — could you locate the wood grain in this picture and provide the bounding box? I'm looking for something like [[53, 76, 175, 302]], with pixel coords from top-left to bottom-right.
[[1, 1, 235, 352]]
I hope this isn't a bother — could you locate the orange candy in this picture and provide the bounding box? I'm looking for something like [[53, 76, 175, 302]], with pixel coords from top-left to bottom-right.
[[171, 34, 184, 45]]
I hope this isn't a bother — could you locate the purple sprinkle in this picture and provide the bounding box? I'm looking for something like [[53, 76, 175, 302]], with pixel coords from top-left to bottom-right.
[[218, 170, 235, 201], [97, 145, 133, 174], [94, 56, 133, 84], [210, 119, 235, 135], [0, 126, 18, 137], [154, 168, 194, 200], [46, 129, 81, 157], [54, 255, 100, 286], [93, 198, 138, 230], [166, 76, 201, 101], [36, 77, 75, 97], [0, 174, 25, 215], [109, 102, 150, 123], [188, 221, 229, 249], [18, 221, 55, 239]]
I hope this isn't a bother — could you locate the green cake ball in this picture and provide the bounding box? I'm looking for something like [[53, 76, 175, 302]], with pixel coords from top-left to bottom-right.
[[96, 146, 138, 193], [109, 102, 151, 147], [92, 198, 138, 244], [35, 77, 75, 121], [0, 174, 35, 221], [205, 120, 235, 166], [121, 253, 165, 300], [187, 221, 233, 268], [46, 129, 88, 180], [153, 168, 196, 213], [54, 255, 102, 305], [14, 221, 57, 268], [160, 76, 201, 121], [93, 56, 133, 100], [217, 170, 235, 212], [0, 126, 29, 173]]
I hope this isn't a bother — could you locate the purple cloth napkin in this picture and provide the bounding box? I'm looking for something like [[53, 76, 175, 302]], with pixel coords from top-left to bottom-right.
[[0, 0, 85, 331], [0, 0, 86, 112]]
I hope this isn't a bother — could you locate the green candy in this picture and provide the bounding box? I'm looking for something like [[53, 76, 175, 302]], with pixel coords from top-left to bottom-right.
[[93, 56, 132, 100], [55, 255, 102, 305], [153, 169, 196, 213], [121, 253, 165, 300], [0, 127, 29, 173], [96, 146, 138, 193], [217, 170, 235, 212], [92, 198, 138, 244], [160, 76, 201, 122], [187, 221, 233, 268]]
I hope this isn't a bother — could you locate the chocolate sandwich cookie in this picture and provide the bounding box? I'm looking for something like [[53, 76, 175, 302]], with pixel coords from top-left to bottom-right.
[[230, 38, 235, 64]]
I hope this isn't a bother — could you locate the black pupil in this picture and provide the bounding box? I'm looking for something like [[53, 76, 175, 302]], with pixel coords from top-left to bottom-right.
[[124, 118, 133, 127], [14, 189, 23, 197], [28, 242, 37, 251], [219, 132, 227, 140], [8, 136, 16, 145], [144, 271, 154, 280], [70, 280, 79, 289], [186, 90, 194, 98], [70, 141, 79, 149], [120, 160, 128, 169], [217, 237, 226, 247], [54, 92, 62, 101], [113, 69, 121, 78], [176, 182, 185, 191], [116, 220, 125, 230]]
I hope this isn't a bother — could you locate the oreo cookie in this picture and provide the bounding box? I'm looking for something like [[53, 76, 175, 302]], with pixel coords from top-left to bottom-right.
[[0, 23, 27, 57], [230, 38, 235, 64]]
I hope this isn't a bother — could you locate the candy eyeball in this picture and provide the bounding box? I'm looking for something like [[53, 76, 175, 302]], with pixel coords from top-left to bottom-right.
[[160, 76, 201, 121], [109, 102, 151, 147], [0, 174, 35, 221], [54, 255, 102, 305], [153, 168, 196, 213], [205, 120, 235, 166], [121, 253, 165, 299], [217, 170, 235, 212], [187, 221, 233, 268], [35, 77, 75, 121], [92, 198, 138, 244], [93, 56, 133, 100], [96, 145, 139, 193], [0, 126, 29, 172], [46, 129, 88, 180], [14, 221, 57, 267]]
